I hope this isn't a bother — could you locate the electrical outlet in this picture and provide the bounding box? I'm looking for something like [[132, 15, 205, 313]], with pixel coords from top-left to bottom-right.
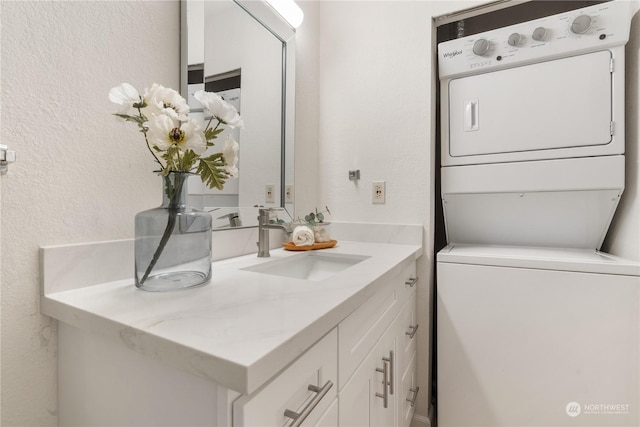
[[265, 184, 275, 203], [285, 185, 294, 203], [372, 181, 385, 204]]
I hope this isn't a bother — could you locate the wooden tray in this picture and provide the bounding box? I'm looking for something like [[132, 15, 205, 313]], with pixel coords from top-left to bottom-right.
[[283, 240, 338, 251]]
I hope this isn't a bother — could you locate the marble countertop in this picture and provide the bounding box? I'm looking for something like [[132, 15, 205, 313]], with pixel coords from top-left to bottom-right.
[[41, 236, 421, 395]]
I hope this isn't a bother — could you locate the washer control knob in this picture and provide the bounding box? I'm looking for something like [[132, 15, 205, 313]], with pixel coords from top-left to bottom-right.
[[532, 27, 547, 41], [472, 38, 490, 56], [571, 15, 592, 34], [507, 33, 522, 47]]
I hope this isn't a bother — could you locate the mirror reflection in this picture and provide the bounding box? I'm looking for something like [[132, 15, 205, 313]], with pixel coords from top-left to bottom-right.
[[182, 0, 294, 229]]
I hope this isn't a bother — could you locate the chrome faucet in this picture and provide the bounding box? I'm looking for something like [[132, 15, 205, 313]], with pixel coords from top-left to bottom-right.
[[257, 208, 292, 257]]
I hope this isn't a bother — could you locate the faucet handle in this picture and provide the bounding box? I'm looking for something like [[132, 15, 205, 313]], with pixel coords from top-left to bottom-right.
[[259, 207, 285, 219]]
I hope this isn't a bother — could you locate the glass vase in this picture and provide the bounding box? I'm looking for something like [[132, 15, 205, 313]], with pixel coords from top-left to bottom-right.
[[135, 172, 212, 291]]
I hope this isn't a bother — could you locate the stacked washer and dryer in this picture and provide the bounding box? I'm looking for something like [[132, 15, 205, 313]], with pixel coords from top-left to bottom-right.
[[436, 2, 639, 426]]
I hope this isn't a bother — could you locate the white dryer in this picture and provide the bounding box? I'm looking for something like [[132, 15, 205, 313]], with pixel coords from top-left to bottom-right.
[[438, 1, 633, 249]]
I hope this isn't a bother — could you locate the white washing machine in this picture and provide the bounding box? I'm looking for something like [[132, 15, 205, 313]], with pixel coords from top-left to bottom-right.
[[436, 2, 639, 426], [437, 245, 639, 427]]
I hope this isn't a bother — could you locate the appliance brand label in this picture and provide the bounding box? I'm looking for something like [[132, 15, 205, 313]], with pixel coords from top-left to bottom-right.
[[470, 61, 491, 69], [442, 50, 462, 59]]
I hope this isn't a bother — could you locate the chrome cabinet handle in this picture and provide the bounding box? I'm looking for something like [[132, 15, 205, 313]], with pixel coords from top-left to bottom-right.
[[405, 277, 418, 287], [382, 350, 394, 395], [406, 324, 419, 339], [406, 386, 420, 407], [375, 359, 389, 408], [284, 380, 333, 426]]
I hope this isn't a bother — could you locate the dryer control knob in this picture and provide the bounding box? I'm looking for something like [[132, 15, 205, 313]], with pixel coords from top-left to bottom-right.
[[571, 15, 592, 34], [507, 33, 522, 47], [472, 38, 490, 56], [532, 27, 547, 41]]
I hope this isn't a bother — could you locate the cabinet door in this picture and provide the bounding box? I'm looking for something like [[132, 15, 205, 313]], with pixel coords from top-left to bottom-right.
[[339, 259, 417, 390], [339, 325, 397, 427], [370, 330, 396, 427], [312, 397, 338, 427]]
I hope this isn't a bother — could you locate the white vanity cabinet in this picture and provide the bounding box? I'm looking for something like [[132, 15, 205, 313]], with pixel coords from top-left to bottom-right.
[[44, 239, 423, 427], [338, 260, 418, 427]]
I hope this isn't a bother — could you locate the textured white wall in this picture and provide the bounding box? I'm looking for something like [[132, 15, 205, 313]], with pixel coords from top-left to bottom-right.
[[0, 1, 180, 425]]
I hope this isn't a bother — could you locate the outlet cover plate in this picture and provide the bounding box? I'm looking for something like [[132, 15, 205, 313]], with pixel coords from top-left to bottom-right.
[[265, 184, 275, 203], [372, 181, 385, 204]]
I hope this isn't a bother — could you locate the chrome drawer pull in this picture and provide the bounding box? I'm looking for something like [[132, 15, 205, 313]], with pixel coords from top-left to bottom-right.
[[406, 386, 420, 407], [406, 324, 419, 339], [375, 359, 389, 408], [382, 350, 394, 395], [284, 380, 333, 427], [405, 277, 418, 287]]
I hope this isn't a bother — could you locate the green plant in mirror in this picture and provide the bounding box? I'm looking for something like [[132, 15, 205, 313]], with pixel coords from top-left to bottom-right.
[[292, 206, 332, 227]]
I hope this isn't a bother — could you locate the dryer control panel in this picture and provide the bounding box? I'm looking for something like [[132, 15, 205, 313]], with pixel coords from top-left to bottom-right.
[[438, 1, 633, 79]]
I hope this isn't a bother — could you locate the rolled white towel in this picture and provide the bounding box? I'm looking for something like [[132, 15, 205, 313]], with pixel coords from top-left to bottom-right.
[[292, 225, 315, 246]]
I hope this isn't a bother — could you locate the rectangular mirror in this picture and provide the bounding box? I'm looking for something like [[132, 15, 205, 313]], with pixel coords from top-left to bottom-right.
[[181, 0, 296, 230]]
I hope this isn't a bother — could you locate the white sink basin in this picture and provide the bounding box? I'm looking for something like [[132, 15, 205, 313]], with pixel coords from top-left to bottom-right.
[[242, 252, 369, 281]]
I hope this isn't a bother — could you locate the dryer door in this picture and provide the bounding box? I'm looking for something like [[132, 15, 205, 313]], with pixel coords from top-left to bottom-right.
[[446, 50, 614, 163]]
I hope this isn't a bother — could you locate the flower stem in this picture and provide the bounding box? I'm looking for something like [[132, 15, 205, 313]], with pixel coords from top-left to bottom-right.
[[137, 106, 164, 169], [138, 174, 184, 285]]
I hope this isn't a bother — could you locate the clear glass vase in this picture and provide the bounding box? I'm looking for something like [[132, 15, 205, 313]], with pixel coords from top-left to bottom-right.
[[135, 172, 212, 291]]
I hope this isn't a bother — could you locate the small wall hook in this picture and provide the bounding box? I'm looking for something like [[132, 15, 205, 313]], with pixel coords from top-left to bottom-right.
[[348, 170, 360, 181], [0, 144, 16, 175]]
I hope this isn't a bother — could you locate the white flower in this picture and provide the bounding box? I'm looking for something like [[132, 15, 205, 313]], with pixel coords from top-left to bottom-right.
[[109, 83, 141, 112], [194, 90, 243, 128], [110, 82, 243, 190], [146, 115, 206, 155], [222, 136, 239, 178], [144, 83, 190, 121]]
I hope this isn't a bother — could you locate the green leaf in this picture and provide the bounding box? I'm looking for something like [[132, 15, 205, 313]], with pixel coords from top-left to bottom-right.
[[204, 127, 224, 142], [114, 113, 145, 126], [317, 213, 324, 222], [161, 146, 180, 172], [196, 153, 228, 190], [180, 149, 198, 171]]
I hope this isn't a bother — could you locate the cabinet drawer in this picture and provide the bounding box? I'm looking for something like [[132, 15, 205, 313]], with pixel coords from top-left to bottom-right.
[[397, 292, 418, 376], [399, 351, 418, 427], [338, 259, 416, 389], [399, 262, 418, 303], [233, 328, 338, 427]]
